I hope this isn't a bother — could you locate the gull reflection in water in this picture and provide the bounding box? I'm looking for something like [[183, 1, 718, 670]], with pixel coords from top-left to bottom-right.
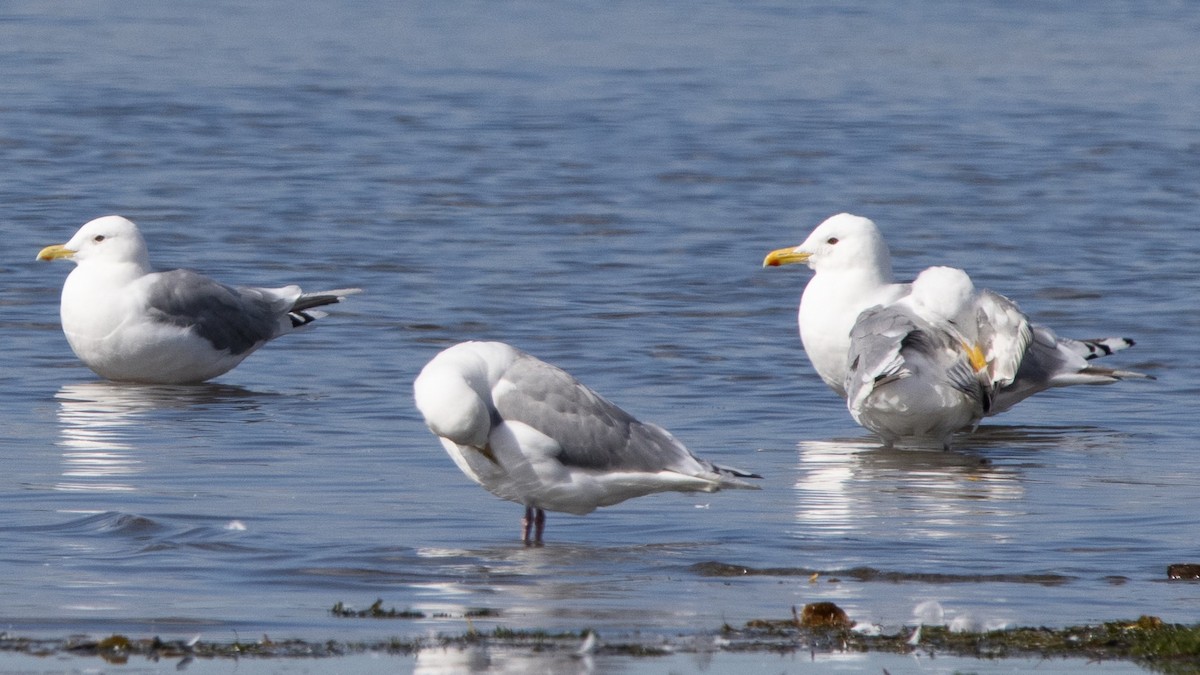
[[53, 381, 261, 493], [412, 543, 658, 611], [794, 434, 1027, 540], [410, 541, 722, 637], [414, 642, 594, 675]]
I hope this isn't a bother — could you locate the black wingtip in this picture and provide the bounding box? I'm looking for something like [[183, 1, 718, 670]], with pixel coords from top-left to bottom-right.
[[291, 288, 362, 314], [715, 463, 763, 480], [288, 310, 319, 328]]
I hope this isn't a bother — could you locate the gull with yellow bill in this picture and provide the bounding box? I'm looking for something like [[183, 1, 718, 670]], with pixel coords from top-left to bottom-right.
[[764, 213, 1152, 447], [37, 215, 359, 384]]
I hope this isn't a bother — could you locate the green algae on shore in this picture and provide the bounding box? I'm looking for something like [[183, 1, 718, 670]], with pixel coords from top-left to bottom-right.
[[729, 611, 1200, 673], [4, 612, 1200, 671]]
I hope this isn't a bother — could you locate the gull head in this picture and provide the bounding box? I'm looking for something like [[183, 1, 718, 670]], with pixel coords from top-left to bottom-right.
[[763, 213, 891, 276], [908, 266, 977, 325], [37, 215, 151, 267], [414, 341, 511, 449]]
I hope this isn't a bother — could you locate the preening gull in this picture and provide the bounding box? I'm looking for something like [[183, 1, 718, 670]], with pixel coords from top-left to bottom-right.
[[37, 215, 360, 384], [845, 267, 994, 448], [764, 213, 1151, 443], [413, 341, 760, 542]]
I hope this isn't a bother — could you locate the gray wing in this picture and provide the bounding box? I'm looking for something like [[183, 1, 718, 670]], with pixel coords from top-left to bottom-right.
[[493, 354, 695, 473], [845, 306, 911, 406], [143, 269, 288, 355], [847, 305, 984, 409], [987, 324, 1078, 413], [975, 289, 1032, 388]]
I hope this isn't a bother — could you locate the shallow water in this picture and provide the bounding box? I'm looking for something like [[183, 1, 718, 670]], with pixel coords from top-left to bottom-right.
[[1, 1, 1197, 671], [0, 648, 1156, 675]]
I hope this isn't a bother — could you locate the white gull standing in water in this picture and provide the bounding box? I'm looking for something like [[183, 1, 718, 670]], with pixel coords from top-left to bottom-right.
[[413, 341, 760, 543], [763, 213, 1151, 440], [37, 215, 359, 384]]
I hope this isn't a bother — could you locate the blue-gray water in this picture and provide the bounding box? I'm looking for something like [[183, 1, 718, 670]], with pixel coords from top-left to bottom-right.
[[1, 2, 1197, 672]]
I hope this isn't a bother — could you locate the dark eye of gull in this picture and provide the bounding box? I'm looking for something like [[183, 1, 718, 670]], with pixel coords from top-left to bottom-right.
[[93, 235, 105, 242], [827, 237, 839, 245]]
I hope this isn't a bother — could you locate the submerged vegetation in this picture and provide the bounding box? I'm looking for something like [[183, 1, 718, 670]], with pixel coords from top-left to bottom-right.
[[330, 599, 427, 619], [4, 605, 1200, 671], [690, 560, 1075, 586], [329, 599, 501, 620]]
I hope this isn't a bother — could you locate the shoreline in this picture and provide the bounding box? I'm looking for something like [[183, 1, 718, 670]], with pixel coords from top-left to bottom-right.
[[4, 611, 1196, 671]]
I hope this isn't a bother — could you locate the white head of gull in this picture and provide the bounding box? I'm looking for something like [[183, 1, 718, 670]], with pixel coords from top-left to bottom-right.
[[762, 213, 910, 396]]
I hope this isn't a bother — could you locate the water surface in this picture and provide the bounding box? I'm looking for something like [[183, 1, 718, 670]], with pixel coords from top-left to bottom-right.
[[1, 2, 1197, 671]]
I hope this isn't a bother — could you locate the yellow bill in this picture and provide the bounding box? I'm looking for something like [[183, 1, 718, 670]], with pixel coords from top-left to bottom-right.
[[762, 247, 810, 267], [36, 244, 74, 261]]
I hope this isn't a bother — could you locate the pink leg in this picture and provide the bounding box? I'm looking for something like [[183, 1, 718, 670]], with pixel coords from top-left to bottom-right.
[[522, 506, 546, 544], [522, 506, 535, 543]]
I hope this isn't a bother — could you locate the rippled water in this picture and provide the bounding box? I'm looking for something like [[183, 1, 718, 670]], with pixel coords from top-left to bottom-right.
[[1, 2, 1198, 672]]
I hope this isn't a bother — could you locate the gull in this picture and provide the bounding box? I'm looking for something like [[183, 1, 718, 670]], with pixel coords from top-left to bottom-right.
[[845, 266, 1079, 447], [413, 341, 760, 542], [763, 213, 1151, 435], [37, 215, 359, 384], [845, 267, 995, 448]]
